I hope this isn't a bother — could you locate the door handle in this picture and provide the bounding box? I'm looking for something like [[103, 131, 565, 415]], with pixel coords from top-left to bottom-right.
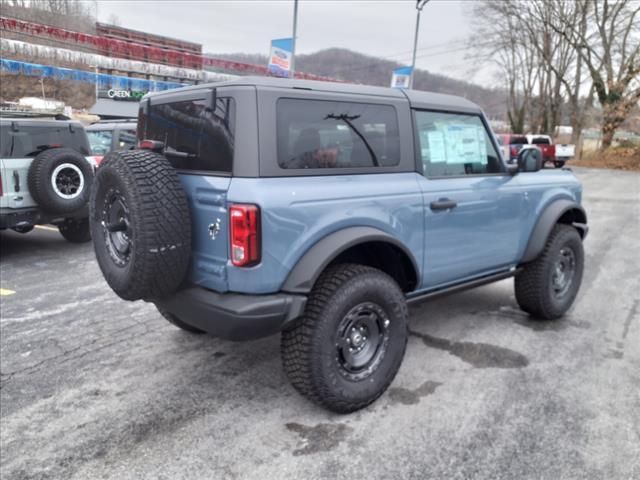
[[430, 198, 457, 211]]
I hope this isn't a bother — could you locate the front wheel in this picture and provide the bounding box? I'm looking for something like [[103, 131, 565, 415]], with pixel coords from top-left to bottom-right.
[[281, 263, 408, 413], [515, 224, 584, 320]]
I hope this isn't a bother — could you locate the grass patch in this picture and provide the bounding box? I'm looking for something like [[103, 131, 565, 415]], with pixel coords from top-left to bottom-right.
[[574, 145, 640, 171]]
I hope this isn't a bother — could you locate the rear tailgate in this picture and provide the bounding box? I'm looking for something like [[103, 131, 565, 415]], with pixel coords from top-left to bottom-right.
[[178, 175, 231, 292], [0, 157, 36, 209], [555, 144, 575, 159]]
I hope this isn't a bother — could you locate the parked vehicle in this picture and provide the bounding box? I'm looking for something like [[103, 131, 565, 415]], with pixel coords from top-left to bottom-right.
[[527, 134, 557, 167], [496, 133, 529, 163], [554, 143, 576, 167], [0, 117, 96, 242], [86, 120, 137, 164], [90, 77, 588, 412]]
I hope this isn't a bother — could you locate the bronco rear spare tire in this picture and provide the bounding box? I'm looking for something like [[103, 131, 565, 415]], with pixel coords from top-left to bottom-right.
[[28, 147, 94, 214], [90, 150, 192, 301]]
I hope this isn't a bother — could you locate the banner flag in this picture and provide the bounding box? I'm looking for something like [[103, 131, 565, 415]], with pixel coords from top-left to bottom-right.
[[391, 66, 412, 89], [268, 38, 293, 78]]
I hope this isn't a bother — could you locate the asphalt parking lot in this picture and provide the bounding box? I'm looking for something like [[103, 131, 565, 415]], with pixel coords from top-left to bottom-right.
[[1, 167, 638, 480]]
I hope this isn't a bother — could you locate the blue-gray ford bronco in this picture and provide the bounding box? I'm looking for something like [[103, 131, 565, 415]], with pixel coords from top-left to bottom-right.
[[91, 77, 587, 413]]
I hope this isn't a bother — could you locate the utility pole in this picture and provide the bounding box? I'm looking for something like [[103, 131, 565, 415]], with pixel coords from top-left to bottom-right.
[[409, 0, 429, 89], [291, 0, 299, 78]]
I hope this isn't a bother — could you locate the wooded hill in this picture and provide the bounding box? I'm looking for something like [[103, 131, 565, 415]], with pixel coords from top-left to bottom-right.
[[209, 48, 508, 119]]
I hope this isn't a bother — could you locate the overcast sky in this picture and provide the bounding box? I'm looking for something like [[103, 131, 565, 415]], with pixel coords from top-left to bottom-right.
[[96, 0, 492, 85]]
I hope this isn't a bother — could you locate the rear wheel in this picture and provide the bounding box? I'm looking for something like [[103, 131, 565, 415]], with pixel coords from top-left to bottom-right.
[[554, 160, 565, 168], [11, 225, 34, 234], [515, 224, 584, 320], [59, 217, 91, 243], [281, 263, 408, 413]]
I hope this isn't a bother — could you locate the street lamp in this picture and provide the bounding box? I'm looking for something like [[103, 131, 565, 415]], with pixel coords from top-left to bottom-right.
[[409, 0, 429, 89], [291, 0, 299, 78]]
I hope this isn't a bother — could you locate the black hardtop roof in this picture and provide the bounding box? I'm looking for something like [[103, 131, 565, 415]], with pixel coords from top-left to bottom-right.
[[143, 76, 482, 113], [0, 117, 85, 128]]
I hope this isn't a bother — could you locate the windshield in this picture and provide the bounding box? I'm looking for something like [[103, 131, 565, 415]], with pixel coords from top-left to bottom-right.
[[87, 130, 113, 155]]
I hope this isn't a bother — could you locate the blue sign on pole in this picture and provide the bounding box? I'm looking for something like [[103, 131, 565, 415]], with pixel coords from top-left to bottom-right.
[[391, 66, 413, 89], [268, 38, 294, 78]]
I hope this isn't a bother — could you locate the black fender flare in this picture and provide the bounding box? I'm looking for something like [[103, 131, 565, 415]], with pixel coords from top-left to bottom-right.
[[521, 199, 587, 263], [281, 226, 419, 294]]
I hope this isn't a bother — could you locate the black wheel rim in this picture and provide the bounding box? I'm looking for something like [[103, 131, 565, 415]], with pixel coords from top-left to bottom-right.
[[551, 246, 576, 298], [335, 302, 390, 381], [101, 188, 132, 267], [57, 168, 80, 195]]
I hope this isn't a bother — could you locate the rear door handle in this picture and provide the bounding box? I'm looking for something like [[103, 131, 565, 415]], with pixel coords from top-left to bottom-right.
[[430, 198, 457, 211]]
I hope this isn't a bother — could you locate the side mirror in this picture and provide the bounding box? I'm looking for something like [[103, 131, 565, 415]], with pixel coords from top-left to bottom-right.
[[517, 147, 543, 172]]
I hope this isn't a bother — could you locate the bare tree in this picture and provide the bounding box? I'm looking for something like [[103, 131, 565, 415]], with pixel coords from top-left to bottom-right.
[[471, 1, 541, 133], [550, 0, 640, 148]]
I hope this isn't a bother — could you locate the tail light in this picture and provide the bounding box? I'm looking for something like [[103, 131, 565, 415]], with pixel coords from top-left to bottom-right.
[[229, 204, 260, 267], [510, 146, 518, 157], [0, 173, 3, 196]]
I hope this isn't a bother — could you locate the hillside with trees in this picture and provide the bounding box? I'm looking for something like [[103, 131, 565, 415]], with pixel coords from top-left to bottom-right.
[[210, 49, 509, 119]]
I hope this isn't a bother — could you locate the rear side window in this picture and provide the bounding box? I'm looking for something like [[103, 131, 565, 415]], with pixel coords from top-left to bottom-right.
[[1, 124, 90, 158], [143, 96, 235, 173], [276, 98, 400, 169], [414, 110, 502, 177], [511, 136, 528, 145]]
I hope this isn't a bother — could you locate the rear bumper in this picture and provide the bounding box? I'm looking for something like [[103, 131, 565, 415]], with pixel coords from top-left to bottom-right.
[[155, 286, 307, 341], [0, 207, 41, 229], [0, 206, 88, 230]]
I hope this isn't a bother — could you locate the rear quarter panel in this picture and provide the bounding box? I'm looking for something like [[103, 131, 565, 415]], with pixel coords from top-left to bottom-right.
[[225, 173, 424, 294]]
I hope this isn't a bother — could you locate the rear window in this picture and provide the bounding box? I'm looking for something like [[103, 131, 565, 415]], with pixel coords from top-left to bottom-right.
[[141, 96, 235, 173], [1, 123, 90, 158], [276, 98, 400, 169], [531, 137, 551, 145], [87, 130, 113, 155], [510, 136, 528, 145]]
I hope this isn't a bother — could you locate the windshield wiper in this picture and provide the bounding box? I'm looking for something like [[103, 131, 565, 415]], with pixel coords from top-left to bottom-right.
[[325, 113, 380, 167], [164, 146, 196, 158]]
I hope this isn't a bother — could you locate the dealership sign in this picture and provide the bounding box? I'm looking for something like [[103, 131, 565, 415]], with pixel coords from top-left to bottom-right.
[[268, 38, 293, 78], [101, 89, 148, 101]]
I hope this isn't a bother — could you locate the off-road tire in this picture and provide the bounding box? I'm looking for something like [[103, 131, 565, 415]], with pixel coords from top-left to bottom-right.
[[90, 150, 191, 301], [58, 217, 91, 243], [281, 263, 408, 413], [11, 225, 34, 234], [28, 148, 94, 214], [156, 306, 206, 334], [515, 224, 583, 320]]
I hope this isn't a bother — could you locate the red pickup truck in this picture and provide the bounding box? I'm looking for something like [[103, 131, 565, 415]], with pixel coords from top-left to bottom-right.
[[527, 135, 557, 167]]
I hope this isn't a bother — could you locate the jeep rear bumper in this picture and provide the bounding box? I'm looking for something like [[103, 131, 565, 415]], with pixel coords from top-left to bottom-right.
[[155, 287, 307, 341], [0, 206, 88, 230]]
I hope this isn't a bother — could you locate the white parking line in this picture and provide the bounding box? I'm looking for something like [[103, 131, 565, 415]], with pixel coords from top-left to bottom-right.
[[35, 225, 59, 232], [0, 288, 16, 296]]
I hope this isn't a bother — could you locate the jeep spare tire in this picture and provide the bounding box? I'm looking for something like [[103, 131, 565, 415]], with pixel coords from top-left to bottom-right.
[[27, 147, 94, 214], [90, 150, 192, 301]]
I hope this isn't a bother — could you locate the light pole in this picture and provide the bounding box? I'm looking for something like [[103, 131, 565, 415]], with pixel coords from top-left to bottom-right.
[[409, 0, 429, 89], [290, 0, 299, 78]]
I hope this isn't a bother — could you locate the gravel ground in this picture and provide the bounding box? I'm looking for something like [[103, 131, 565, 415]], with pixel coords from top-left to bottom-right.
[[1, 167, 639, 480]]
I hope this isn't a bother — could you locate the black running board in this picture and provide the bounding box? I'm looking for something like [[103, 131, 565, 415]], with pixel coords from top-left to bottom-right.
[[406, 269, 520, 306]]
